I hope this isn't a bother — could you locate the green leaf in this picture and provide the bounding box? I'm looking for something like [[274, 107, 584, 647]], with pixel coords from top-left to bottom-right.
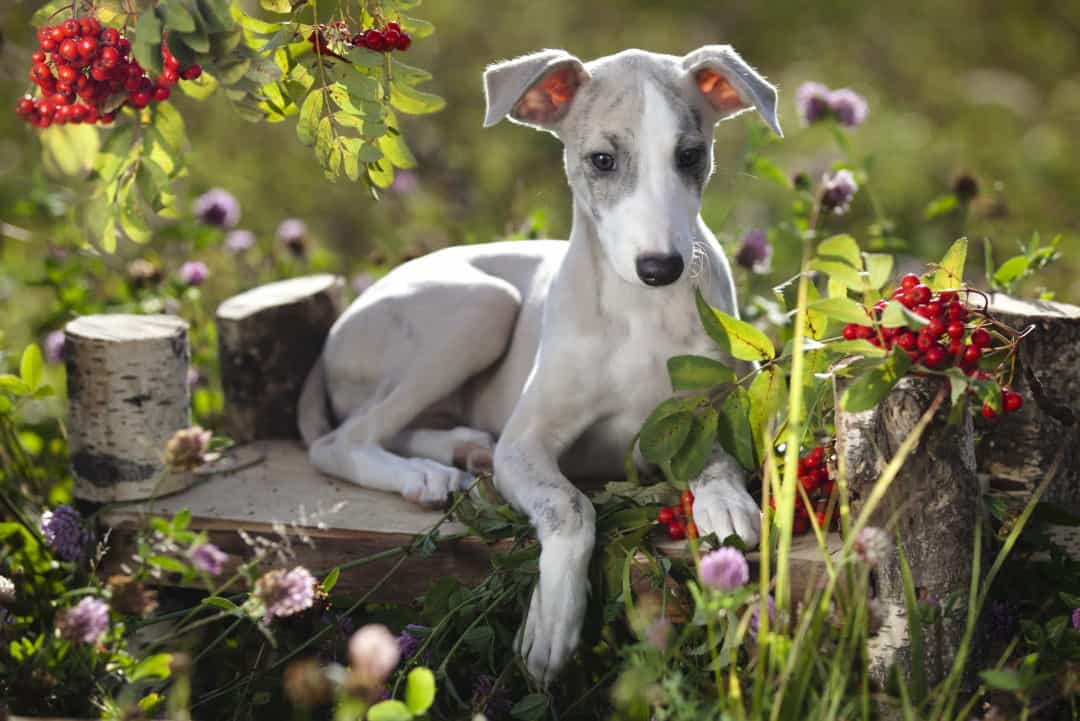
[[399, 15, 435, 39], [748, 368, 785, 462], [978, 670, 1029, 692], [817, 234, 862, 268], [879, 300, 929, 329], [924, 194, 958, 219], [149, 555, 191, 575], [809, 258, 864, 290], [20, 345, 44, 391], [925, 237, 967, 291], [297, 91, 323, 146], [0, 375, 31, 396], [840, 345, 912, 412], [201, 596, 240, 612], [321, 567, 341, 593], [510, 694, 549, 720], [133, 10, 164, 78], [404, 667, 435, 715], [161, 1, 197, 33], [826, 339, 888, 358], [390, 82, 446, 115], [260, 0, 292, 12], [196, 0, 234, 32], [378, 129, 417, 169], [41, 124, 101, 178], [898, 541, 927, 703], [130, 653, 173, 682], [172, 508, 192, 531], [993, 256, 1029, 287], [670, 408, 718, 481], [152, 102, 187, 153], [863, 252, 894, 291], [748, 156, 790, 188], [667, 355, 735, 391], [367, 700, 412, 721], [809, 297, 870, 326], [717, 387, 756, 470], [640, 412, 694, 464], [694, 289, 775, 361]]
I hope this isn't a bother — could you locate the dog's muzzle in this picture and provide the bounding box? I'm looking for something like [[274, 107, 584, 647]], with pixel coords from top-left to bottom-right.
[[636, 253, 685, 286]]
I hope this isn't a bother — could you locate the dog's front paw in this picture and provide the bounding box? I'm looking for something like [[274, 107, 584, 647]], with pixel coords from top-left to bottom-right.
[[400, 459, 472, 506], [692, 478, 761, 548], [517, 535, 591, 686]]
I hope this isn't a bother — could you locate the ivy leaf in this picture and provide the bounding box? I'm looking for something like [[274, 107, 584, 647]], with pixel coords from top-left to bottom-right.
[[297, 91, 323, 146], [670, 408, 719, 481], [694, 289, 775, 362], [840, 345, 912, 412], [816, 234, 863, 269], [666, 355, 735, 391], [924, 237, 967, 291]]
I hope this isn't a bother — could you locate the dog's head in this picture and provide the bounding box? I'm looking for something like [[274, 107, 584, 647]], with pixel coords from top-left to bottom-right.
[[483, 47, 781, 288]]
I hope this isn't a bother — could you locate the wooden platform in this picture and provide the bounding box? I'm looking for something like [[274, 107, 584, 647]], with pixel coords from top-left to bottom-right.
[[101, 440, 841, 602]]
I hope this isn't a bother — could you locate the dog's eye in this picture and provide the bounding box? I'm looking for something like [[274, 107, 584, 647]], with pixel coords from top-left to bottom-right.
[[676, 147, 704, 169], [589, 152, 616, 172]]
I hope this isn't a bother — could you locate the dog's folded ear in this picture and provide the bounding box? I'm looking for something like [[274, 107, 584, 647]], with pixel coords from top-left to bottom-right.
[[683, 45, 782, 137], [483, 49, 589, 131]]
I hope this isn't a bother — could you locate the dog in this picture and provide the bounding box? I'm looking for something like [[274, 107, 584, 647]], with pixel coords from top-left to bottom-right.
[[298, 45, 782, 684]]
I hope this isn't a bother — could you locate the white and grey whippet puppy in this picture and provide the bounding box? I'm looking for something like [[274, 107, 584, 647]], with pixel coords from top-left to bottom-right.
[[298, 45, 782, 683]]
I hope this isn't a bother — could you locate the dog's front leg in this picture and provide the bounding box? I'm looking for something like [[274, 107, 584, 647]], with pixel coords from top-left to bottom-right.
[[690, 447, 762, 548], [493, 392, 597, 686]]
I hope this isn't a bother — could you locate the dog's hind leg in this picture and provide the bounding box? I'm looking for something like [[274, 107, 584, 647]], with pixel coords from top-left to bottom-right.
[[309, 271, 519, 504]]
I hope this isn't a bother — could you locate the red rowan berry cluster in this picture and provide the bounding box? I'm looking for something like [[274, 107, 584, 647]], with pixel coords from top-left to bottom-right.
[[841, 273, 1023, 419], [656, 490, 698, 541], [768, 445, 837, 536], [308, 20, 412, 59], [16, 16, 202, 128]]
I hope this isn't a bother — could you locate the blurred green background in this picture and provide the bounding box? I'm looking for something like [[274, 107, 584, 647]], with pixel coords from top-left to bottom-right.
[[2, 0, 1079, 355]]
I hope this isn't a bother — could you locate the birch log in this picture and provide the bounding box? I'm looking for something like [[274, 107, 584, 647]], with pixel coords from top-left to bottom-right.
[[979, 294, 1080, 509], [66, 314, 192, 502], [216, 274, 344, 443], [834, 373, 979, 687]]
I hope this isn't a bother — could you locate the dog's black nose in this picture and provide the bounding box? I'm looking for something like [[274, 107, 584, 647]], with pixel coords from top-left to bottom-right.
[[636, 253, 685, 286]]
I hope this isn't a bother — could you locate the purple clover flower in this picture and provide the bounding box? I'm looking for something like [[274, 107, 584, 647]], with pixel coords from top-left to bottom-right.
[[44, 330, 66, 364], [58, 596, 110, 645], [277, 218, 308, 257], [820, 169, 859, 215], [1072, 607, 1080, 633], [828, 88, 868, 127], [41, 504, 89, 562], [193, 188, 241, 228], [352, 272, 375, 296], [178, 261, 210, 287], [748, 595, 776, 641], [390, 170, 419, 195], [254, 566, 316, 623], [734, 229, 772, 274], [225, 229, 256, 253], [397, 624, 429, 660], [699, 547, 749, 591], [796, 82, 831, 125], [471, 674, 512, 720], [191, 543, 228, 576]]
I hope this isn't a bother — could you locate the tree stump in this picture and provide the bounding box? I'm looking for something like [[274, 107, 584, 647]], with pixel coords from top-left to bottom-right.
[[216, 274, 344, 443], [979, 294, 1080, 510], [834, 373, 979, 687], [65, 314, 193, 502]]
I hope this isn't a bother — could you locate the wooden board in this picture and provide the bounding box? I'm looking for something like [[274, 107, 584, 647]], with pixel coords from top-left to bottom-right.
[[100, 440, 840, 602]]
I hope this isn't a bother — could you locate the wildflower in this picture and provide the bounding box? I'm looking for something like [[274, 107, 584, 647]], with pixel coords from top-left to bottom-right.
[[283, 659, 334, 707], [255, 566, 316, 623], [747, 595, 775, 641], [44, 330, 65, 364], [796, 82, 831, 125], [193, 188, 241, 228], [127, 258, 163, 288], [192, 542, 228, 576], [1072, 607, 1080, 632], [178, 260, 210, 287], [41, 504, 90, 562], [164, 426, 211, 472], [699, 547, 749, 591], [106, 575, 159, 618], [347, 624, 400, 688], [390, 170, 419, 195], [819, 169, 859, 215], [57, 596, 110, 645], [952, 173, 979, 203], [472, 673, 512, 720], [352, 272, 375, 296], [224, 229, 256, 253], [0, 574, 15, 605], [397, 624, 428, 660], [734, 228, 772, 274], [853, 526, 890, 567], [277, 218, 308, 257], [827, 88, 868, 127]]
